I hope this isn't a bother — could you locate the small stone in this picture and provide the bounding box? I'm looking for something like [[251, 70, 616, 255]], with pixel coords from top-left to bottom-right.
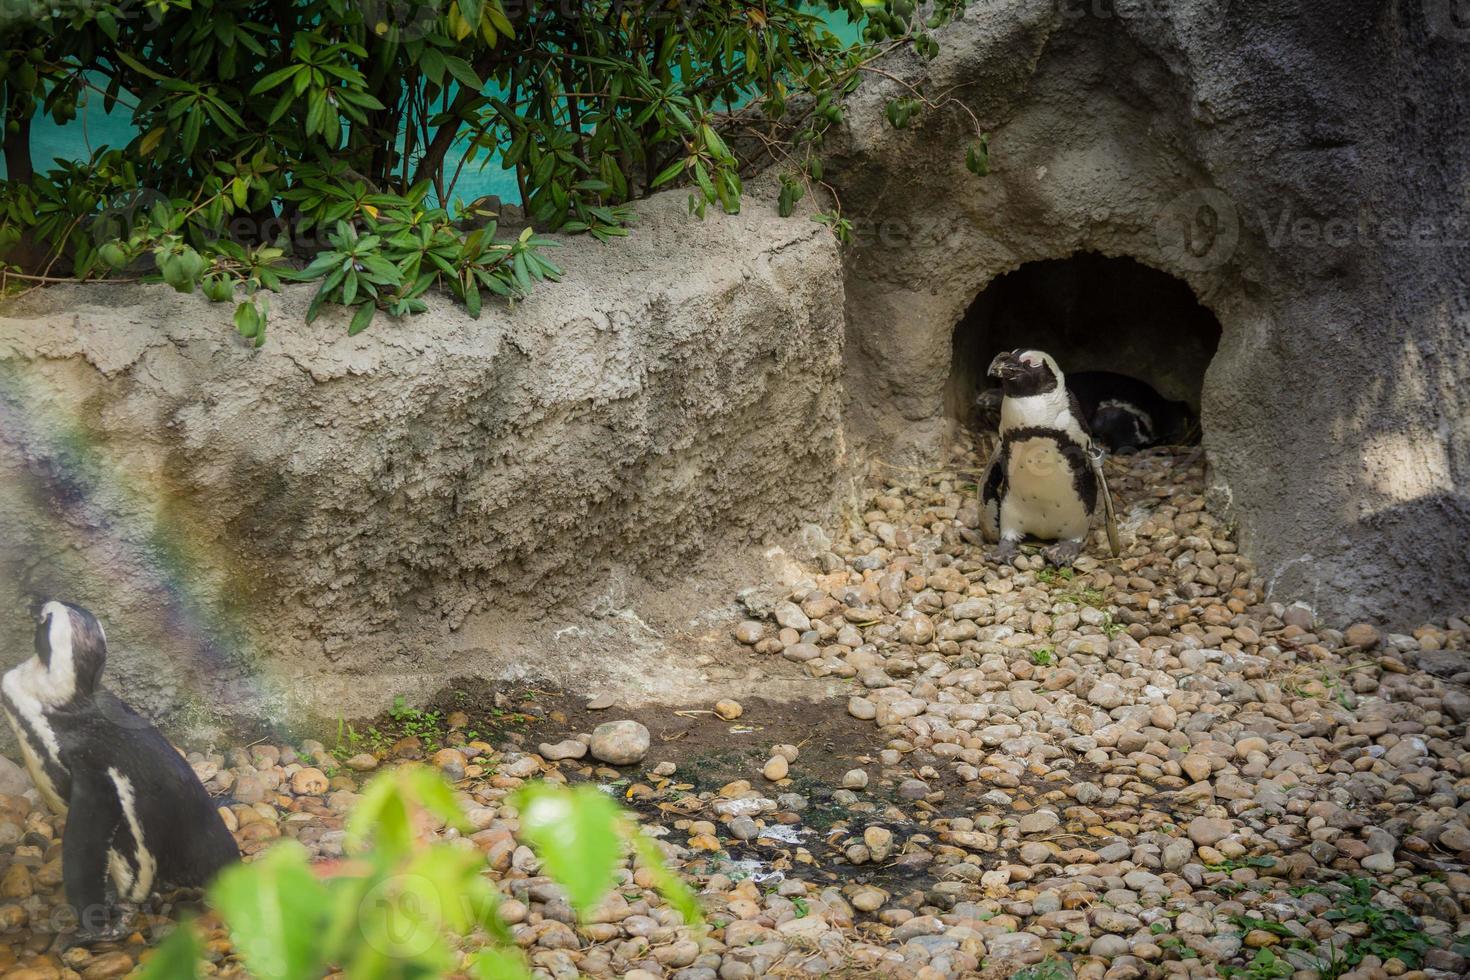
[[586, 693, 616, 710], [1017, 810, 1059, 834], [1437, 823, 1470, 852], [343, 753, 379, 772], [0, 756, 31, 796], [539, 739, 588, 761], [431, 748, 468, 781], [733, 621, 764, 644], [391, 735, 423, 759], [1090, 934, 1130, 958], [1345, 622, 1381, 649], [897, 778, 929, 800], [589, 720, 651, 765], [81, 951, 135, 979], [773, 602, 812, 631], [290, 767, 330, 796], [1188, 816, 1233, 847], [843, 769, 869, 789], [1361, 852, 1395, 872], [1182, 754, 1213, 782], [763, 756, 789, 781], [728, 815, 759, 840], [714, 699, 743, 720], [848, 696, 877, 720], [864, 826, 894, 861]]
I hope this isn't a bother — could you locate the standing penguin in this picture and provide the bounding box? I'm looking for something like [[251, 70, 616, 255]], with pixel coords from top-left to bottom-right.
[[1, 601, 238, 942], [980, 349, 1099, 566]]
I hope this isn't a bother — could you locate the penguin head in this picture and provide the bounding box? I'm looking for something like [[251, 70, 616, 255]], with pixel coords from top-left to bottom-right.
[[987, 349, 1064, 398], [31, 601, 107, 701]]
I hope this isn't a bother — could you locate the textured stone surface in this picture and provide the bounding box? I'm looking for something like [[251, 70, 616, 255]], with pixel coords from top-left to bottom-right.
[[0, 186, 845, 725], [829, 0, 1469, 628]]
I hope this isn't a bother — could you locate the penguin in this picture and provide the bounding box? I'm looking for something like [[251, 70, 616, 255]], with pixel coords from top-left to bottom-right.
[[979, 349, 1098, 566], [1, 601, 238, 942], [1066, 371, 1197, 453]]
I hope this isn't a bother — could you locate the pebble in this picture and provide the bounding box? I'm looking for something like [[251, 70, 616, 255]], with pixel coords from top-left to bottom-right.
[[539, 740, 588, 761], [0, 442, 1462, 980], [589, 720, 651, 765]]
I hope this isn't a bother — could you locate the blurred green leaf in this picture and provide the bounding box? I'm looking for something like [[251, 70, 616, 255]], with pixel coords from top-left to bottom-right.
[[209, 842, 329, 980], [513, 783, 622, 916]]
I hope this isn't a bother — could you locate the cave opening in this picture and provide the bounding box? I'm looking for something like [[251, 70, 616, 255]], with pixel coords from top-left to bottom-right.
[[946, 252, 1223, 447]]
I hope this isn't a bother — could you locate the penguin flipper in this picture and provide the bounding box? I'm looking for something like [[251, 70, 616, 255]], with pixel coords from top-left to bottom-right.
[[980, 455, 1006, 543], [61, 768, 122, 936]]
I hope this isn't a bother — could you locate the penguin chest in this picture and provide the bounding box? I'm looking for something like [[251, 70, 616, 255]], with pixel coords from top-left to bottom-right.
[[0, 689, 69, 816], [1002, 436, 1092, 540]]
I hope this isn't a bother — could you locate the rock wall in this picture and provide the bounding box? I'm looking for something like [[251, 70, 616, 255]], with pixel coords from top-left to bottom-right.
[[829, 0, 1470, 627], [0, 187, 847, 725], [2, 2, 1465, 729]]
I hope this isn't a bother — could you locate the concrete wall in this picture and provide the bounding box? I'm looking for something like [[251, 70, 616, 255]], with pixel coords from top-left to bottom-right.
[[0, 186, 848, 725]]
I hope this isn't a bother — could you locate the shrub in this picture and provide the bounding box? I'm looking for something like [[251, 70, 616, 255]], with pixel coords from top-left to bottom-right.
[[0, 0, 982, 343], [135, 767, 701, 978]]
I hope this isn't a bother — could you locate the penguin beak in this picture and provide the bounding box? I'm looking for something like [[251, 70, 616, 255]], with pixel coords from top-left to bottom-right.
[[987, 352, 1017, 380]]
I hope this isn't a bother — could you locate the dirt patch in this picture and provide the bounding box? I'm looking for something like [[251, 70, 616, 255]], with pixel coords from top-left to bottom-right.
[[332, 678, 996, 897], [395, 677, 879, 792]]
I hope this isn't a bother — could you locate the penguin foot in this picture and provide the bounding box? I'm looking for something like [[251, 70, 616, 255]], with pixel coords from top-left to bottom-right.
[[985, 539, 1020, 564], [57, 923, 128, 951], [61, 904, 138, 949], [1043, 540, 1084, 566]]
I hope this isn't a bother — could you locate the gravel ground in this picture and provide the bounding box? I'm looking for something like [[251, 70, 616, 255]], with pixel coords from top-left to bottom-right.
[[0, 440, 1467, 979]]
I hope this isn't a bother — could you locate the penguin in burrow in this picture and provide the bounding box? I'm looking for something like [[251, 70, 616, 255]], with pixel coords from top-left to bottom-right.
[[979, 349, 1101, 566]]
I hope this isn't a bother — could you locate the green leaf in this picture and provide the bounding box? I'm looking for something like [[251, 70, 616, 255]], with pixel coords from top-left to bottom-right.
[[966, 136, 990, 177], [209, 842, 329, 980], [115, 49, 170, 82], [133, 920, 203, 979], [232, 304, 258, 341], [349, 302, 375, 336], [650, 158, 686, 188], [203, 275, 234, 303], [248, 64, 301, 95], [512, 783, 622, 916], [469, 947, 535, 980], [629, 832, 703, 926], [443, 56, 484, 91]]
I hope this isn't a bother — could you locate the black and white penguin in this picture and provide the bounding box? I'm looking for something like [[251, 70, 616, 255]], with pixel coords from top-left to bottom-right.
[[980, 350, 1098, 565], [1066, 371, 1197, 453], [1, 601, 238, 941]]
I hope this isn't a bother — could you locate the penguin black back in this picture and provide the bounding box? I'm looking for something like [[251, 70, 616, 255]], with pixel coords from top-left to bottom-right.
[[1065, 371, 1197, 452]]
